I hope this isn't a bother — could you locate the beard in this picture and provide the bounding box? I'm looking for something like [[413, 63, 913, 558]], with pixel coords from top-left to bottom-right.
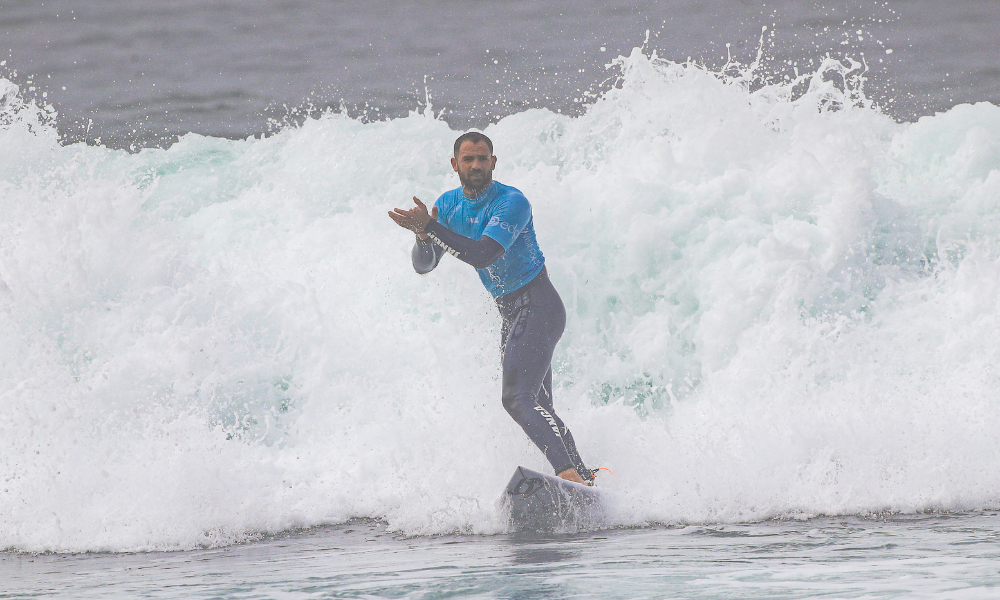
[[458, 168, 492, 194]]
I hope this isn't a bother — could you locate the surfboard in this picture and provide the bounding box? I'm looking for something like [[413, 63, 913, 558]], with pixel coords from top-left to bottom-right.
[[501, 465, 610, 532]]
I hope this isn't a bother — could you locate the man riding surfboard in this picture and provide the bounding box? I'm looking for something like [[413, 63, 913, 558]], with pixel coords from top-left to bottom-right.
[[388, 132, 596, 485]]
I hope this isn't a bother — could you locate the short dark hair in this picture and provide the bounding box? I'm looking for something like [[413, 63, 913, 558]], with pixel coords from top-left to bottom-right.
[[453, 131, 493, 157]]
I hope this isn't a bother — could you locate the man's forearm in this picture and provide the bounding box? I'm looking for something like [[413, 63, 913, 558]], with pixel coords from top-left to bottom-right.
[[423, 221, 505, 270], [412, 236, 442, 274]]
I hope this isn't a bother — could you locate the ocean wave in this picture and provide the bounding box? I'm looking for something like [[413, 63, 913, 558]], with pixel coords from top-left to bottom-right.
[[2, 47, 1000, 552]]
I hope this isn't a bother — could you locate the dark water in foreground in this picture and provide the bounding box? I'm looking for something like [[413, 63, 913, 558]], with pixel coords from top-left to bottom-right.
[[6, 514, 1000, 599]]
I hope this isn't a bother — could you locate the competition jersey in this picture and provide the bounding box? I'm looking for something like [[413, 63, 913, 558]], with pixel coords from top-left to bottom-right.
[[433, 181, 545, 297]]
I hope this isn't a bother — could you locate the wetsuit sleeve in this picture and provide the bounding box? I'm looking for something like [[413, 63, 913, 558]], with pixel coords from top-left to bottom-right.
[[423, 220, 505, 269], [481, 192, 532, 250], [411, 237, 444, 274]]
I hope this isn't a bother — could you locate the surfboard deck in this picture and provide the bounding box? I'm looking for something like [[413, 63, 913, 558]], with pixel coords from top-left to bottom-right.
[[501, 466, 610, 532]]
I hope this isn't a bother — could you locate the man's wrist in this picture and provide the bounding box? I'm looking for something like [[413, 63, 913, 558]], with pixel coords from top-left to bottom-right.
[[418, 219, 438, 240]]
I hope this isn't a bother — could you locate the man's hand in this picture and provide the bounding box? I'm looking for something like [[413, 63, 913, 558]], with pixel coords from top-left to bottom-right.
[[388, 196, 438, 239]]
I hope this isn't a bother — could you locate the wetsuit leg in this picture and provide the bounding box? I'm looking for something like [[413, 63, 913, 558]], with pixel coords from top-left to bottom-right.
[[536, 367, 588, 478], [498, 268, 590, 478]]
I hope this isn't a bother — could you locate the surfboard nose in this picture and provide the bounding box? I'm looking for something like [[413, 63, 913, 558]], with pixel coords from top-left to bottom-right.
[[501, 466, 609, 532]]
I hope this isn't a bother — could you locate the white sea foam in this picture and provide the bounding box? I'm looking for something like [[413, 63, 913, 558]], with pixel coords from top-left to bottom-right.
[[2, 49, 1000, 552]]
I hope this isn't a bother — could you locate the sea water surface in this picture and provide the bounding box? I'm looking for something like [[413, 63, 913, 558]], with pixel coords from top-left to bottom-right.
[[4, 1, 1000, 598], [7, 515, 1000, 599]]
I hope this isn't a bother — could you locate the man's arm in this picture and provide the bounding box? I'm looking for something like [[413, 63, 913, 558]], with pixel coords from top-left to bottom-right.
[[391, 197, 443, 274], [412, 236, 444, 274], [389, 196, 506, 270], [423, 221, 505, 269]]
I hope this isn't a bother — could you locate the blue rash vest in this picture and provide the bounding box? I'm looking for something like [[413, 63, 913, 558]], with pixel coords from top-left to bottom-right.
[[433, 181, 545, 298]]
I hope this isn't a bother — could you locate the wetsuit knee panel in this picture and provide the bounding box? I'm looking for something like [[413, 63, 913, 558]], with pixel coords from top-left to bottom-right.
[[501, 391, 531, 416]]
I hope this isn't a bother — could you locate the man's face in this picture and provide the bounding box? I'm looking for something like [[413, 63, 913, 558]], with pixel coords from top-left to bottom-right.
[[451, 141, 497, 191]]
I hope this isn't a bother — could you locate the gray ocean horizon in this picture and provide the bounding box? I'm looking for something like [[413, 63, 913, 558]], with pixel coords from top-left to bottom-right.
[[3, 0, 999, 150]]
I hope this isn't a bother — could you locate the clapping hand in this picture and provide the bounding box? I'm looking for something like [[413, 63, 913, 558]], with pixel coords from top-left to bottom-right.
[[388, 196, 438, 238]]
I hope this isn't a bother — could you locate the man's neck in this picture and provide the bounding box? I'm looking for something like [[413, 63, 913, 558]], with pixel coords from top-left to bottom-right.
[[462, 180, 493, 199]]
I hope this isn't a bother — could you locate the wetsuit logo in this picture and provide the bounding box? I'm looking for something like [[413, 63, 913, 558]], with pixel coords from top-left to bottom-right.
[[533, 405, 562, 436], [426, 231, 462, 259]]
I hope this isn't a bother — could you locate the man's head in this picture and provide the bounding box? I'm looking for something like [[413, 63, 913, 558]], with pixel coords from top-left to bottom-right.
[[451, 132, 497, 193]]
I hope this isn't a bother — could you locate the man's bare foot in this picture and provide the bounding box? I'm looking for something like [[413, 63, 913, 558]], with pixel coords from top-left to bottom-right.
[[557, 468, 587, 485]]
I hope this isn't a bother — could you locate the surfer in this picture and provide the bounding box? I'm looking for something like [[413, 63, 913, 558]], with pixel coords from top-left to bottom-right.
[[388, 132, 596, 485]]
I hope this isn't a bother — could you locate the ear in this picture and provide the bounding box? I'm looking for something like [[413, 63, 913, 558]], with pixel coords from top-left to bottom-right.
[[491, 155, 497, 169], [451, 157, 458, 172]]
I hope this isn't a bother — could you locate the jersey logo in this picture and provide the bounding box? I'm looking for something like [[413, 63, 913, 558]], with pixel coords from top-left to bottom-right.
[[499, 221, 520, 235], [488, 215, 521, 237]]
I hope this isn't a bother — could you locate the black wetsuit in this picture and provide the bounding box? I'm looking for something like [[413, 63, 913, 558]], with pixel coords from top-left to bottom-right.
[[412, 225, 592, 481]]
